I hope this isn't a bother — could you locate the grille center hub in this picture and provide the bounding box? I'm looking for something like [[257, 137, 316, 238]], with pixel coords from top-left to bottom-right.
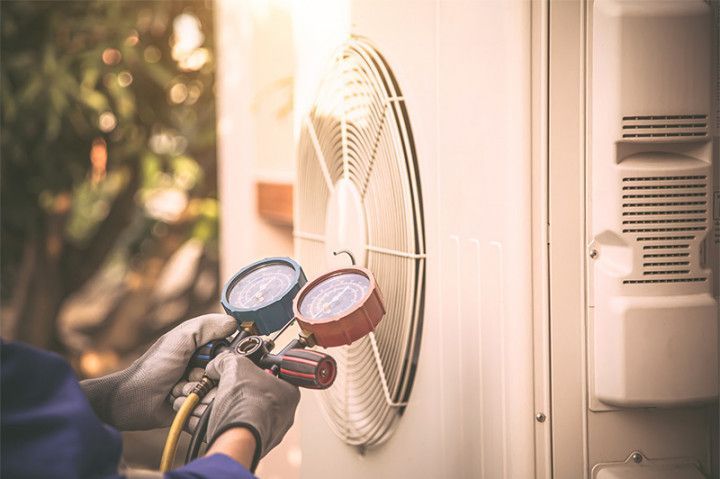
[[324, 178, 367, 268]]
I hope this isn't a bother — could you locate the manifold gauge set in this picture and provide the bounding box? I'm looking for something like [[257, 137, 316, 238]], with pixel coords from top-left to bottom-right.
[[163, 256, 386, 469]]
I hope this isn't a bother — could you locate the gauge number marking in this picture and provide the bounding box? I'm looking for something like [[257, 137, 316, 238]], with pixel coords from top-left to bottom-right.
[[228, 263, 295, 309], [299, 273, 370, 320]]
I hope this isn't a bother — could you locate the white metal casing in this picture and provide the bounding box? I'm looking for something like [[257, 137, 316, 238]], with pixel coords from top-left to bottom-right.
[[287, 1, 719, 477], [294, 1, 536, 478]]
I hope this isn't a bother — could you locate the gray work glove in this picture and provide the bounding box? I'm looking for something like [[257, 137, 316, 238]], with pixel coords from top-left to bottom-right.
[[80, 314, 237, 430], [203, 352, 300, 468], [169, 367, 217, 432]]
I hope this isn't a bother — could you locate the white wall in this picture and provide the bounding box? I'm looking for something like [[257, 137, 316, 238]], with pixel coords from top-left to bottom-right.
[[215, 1, 298, 477]]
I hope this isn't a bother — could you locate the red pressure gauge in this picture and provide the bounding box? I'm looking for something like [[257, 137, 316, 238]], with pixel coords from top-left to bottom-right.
[[293, 267, 386, 347]]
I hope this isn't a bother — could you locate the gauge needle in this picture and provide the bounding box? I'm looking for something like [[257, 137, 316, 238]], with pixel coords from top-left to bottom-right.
[[329, 286, 350, 309], [319, 286, 351, 316], [255, 278, 273, 302], [260, 278, 273, 292]]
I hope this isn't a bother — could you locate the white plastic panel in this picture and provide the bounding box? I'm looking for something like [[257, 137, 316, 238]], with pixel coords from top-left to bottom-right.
[[594, 463, 705, 479], [594, 294, 717, 406], [589, 0, 718, 407]]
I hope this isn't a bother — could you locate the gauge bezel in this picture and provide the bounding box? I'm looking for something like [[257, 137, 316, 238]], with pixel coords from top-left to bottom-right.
[[293, 266, 386, 347], [221, 257, 306, 335]]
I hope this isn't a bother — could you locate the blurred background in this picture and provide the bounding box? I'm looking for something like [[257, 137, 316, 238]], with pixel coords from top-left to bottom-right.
[[1, 0, 303, 477], [1, 0, 221, 378]]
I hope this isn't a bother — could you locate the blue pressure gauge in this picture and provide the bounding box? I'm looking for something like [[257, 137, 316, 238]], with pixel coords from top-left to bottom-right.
[[220, 257, 307, 335]]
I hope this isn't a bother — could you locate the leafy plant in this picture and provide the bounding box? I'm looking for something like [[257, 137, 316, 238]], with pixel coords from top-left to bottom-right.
[[1, 1, 219, 351]]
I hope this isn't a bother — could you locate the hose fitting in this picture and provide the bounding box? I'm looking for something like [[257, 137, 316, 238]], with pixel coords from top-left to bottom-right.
[[192, 375, 216, 398]]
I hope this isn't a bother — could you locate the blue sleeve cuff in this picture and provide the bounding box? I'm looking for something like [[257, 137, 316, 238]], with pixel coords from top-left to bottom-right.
[[165, 454, 255, 479]]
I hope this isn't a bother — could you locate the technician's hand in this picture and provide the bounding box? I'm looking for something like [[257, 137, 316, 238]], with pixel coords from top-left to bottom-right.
[[205, 352, 300, 468], [80, 314, 237, 431], [169, 366, 217, 432]]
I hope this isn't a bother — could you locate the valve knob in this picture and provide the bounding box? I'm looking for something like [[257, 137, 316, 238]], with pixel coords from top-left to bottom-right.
[[278, 349, 337, 389], [189, 339, 230, 370]]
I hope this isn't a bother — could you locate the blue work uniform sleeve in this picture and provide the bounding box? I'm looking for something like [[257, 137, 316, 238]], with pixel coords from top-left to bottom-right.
[[1, 341, 254, 479], [165, 454, 254, 479]]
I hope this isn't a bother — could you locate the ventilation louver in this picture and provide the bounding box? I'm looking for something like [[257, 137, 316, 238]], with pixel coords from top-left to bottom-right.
[[295, 38, 425, 447], [621, 174, 710, 285], [621, 114, 708, 140]]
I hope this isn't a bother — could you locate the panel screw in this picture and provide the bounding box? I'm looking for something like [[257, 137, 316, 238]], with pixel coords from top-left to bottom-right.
[[535, 412, 546, 423], [589, 249, 599, 259], [631, 452, 642, 464]]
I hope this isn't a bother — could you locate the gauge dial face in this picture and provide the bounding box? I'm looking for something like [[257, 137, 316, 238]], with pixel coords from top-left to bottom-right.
[[299, 272, 370, 321], [227, 263, 296, 310]]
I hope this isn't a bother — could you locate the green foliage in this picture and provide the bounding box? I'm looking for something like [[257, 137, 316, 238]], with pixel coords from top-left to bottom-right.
[[1, 0, 219, 302], [64, 168, 131, 245]]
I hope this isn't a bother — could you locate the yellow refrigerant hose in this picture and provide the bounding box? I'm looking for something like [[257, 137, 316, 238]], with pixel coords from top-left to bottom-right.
[[160, 376, 215, 472]]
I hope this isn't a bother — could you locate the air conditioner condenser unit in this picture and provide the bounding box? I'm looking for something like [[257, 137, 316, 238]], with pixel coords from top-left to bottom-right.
[[291, 1, 719, 478]]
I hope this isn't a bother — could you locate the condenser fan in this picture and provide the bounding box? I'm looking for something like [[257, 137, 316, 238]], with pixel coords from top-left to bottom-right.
[[294, 37, 425, 447]]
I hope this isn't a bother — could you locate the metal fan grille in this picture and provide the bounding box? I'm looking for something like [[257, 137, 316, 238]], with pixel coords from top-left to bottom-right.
[[295, 37, 425, 447]]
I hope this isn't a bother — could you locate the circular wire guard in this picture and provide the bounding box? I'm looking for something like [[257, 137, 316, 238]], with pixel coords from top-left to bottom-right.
[[295, 37, 425, 447]]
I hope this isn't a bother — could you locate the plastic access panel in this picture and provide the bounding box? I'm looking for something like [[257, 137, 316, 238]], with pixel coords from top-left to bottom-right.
[[589, 0, 718, 407]]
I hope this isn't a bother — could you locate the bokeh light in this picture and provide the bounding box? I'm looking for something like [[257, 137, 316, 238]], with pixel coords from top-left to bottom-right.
[[143, 187, 188, 223], [98, 112, 117, 132], [180, 48, 210, 71], [169, 83, 188, 104], [143, 46, 161, 63], [125, 30, 140, 47], [79, 350, 120, 378], [90, 138, 108, 185], [171, 13, 209, 71], [186, 81, 203, 105], [117, 71, 133, 87], [102, 48, 122, 65]]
